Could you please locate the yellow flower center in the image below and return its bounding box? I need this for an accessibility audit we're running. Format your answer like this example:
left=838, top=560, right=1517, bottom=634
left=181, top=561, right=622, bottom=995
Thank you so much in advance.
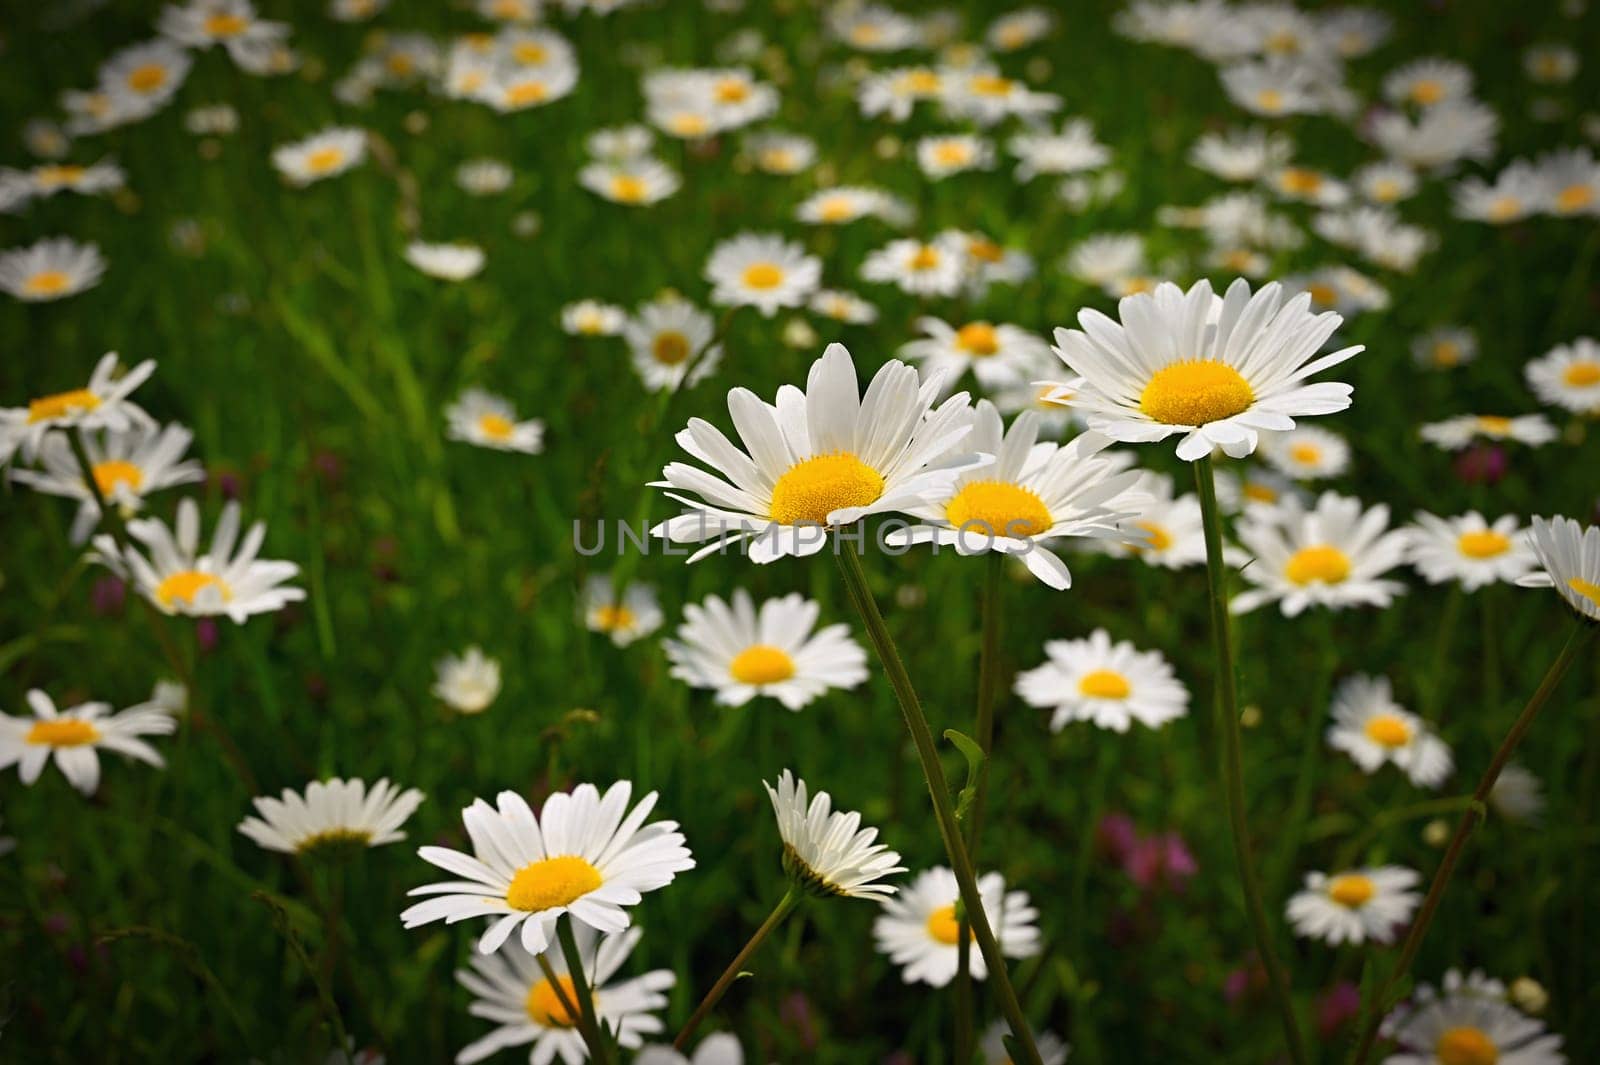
left=1555, top=184, right=1595, bottom=212
left=26, top=718, right=100, bottom=747
left=851, top=23, right=884, bottom=45
left=1305, top=282, right=1339, bottom=308
left=968, top=239, right=1004, bottom=264
left=478, top=413, right=515, bottom=440
left=1078, top=669, right=1132, bottom=700
left=1284, top=545, right=1351, bottom=586
left=28, top=388, right=100, bottom=424
left=768, top=452, right=884, bottom=526
left=714, top=78, right=750, bottom=103
left=1363, top=713, right=1412, bottom=748
left=127, top=64, right=169, bottom=93
left=908, top=245, right=942, bottom=271
left=1475, top=416, right=1512, bottom=436
left=816, top=196, right=856, bottom=222
left=386, top=53, right=416, bottom=76
left=1289, top=443, right=1322, bottom=465
left=1326, top=873, right=1375, bottom=907
left=155, top=570, right=232, bottom=607
left=1280, top=168, right=1323, bottom=195
left=1435, top=1027, right=1499, bottom=1065
left=741, top=263, right=785, bottom=290
left=1487, top=197, right=1522, bottom=221
left=92, top=459, right=144, bottom=496
left=969, top=74, right=1013, bottom=96
left=944, top=481, right=1052, bottom=538
left=759, top=148, right=795, bottom=172
left=1134, top=521, right=1172, bottom=551
left=1432, top=341, right=1462, bottom=367
left=591, top=604, right=636, bottom=632
left=505, top=855, right=602, bottom=912
left=932, top=142, right=973, bottom=166
left=525, top=976, right=579, bottom=1027
left=1410, top=79, right=1444, bottom=105
left=23, top=270, right=73, bottom=297
left=1264, top=30, right=1299, bottom=54
left=1562, top=360, right=1600, bottom=387
left=1568, top=577, right=1600, bottom=607
left=903, top=69, right=942, bottom=94
left=728, top=644, right=796, bottom=686
left=1242, top=482, right=1278, bottom=503
left=668, top=113, right=709, bottom=137
left=1372, top=179, right=1402, bottom=202
left=513, top=42, right=548, bottom=64
left=1255, top=88, right=1285, bottom=112
left=955, top=322, right=1000, bottom=356
left=296, top=828, right=374, bottom=853
left=1457, top=530, right=1510, bottom=559
left=925, top=904, right=967, bottom=944
left=1139, top=359, right=1255, bottom=426
left=204, top=13, right=249, bottom=36
left=36, top=164, right=85, bottom=186
left=305, top=147, right=346, bottom=174
left=506, top=81, right=548, bottom=106
left=651, top=330, right=690, bottom=365
left=610, top=175, right=647, bottom=203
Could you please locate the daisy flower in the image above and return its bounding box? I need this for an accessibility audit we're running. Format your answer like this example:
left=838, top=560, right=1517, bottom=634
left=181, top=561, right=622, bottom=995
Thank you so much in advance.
left=1537, top=147, right=1600, bottom=217
left=560, top=300, right=626, bottom=337
left=0, top=352, right=155, bottom=467
left=98, top=40, right=193, bottom=112
left=650, top=343, right=979, bottom=562
left=1372, top=100, right=1499, bottom=170
left=404, top=241, right=485, bottom=281
left=158, top=0, right=290, bottom=70
left=898, top=318, right=1048, bottom=396
left=1517, top=515, right=1600, bottom=622
left=9, top=422, right=204, bottom=543
left=830, top=5, right=920, bottom=52
left=432, top=646, right=502, bottom=714
left=1525, top=43, right=1579, bottom=84
left=981, top=1020, right=1070, bottom=1065
left=873, top=866, right=1040, bottom=986
left=1190, top=126, right=1293, bottom=182
left=745, top=131, right=816, bottom=175
left=1231, top=492, right=1410, bottom=616
left=455, top=925, right=673, bottom=1065
left=0, top=236, right=107, bottom=302
left=665, top=590, right=868, bottom=710
left=916, top=134, right=996, bottom=179
left=445, top=388, right=544, bottom=453
left=624, top=296, right=722, bottom=393
left=860, top=235, right=969, bottom=297
left=704, top=233, right=821, bottom=318
left=581, top=574, right=663, bottom=647
left=402, top=781, right=695, bottom=955
left=1406, top=512, right=1538, bottom=591
left=1008, top=118, right=1110, bottom=181
left=636, top=1034, right=744, bottom=1065
left=272, top=128, right=367, bottom=187
left=456, top=158, right=514, bottom=196
left=0, top=158, right=125, bottom=203
left=482, top=62, right=579, bottom=113
left=1525, top=337, right=1600, bottom=414
left=1268, top=166, right=1349, bottom=206
left=796, top=186, right=908, bottom=226
left=988, top=8, right=1055, bottom=51
left=1384, top=58, right=1472, bottom=108
left=1454, top=162, right=1546, bottom=224
left=1106, top=471, right=1207, bottom=569
left=1490, top=763, right=1545, bottom=823
left=1355, top=161, right=1420, bottom=204
left=1379, top=969, right=1565, bottom=1065
left=579, top=158, right=680, bottom=206
left=0, top=690, right=175, bottom=796
left=1326, top=674, right=1452, bottom=789
left=1015, top=628, right=1190, bottom=733
left=1220, top=60, right=1324, bottom=117
left=1259, top=425, right=1350, bottom=480
left=765, top=769, right=902, bottom=899
left=953, top=229, right=1035, bottom=293
left=1048, top=278, right=1363, bottom=461
left=1411, top=328, right=1477, bottom=371
left=1063, top=233, right=1146, bottom=287
left=238, top=778, right=425, bottom=855
left=808, top=289, right=879, bottom=325
left=1419, top=414, right=1558, bottom=451
left=1286, top=866, right=1421, bottom=946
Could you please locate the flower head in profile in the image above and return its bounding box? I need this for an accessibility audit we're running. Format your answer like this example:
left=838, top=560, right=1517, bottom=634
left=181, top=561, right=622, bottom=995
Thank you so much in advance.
left=402, top=781, right=694, bottom=955
left=581, top=575, right=662, bottom=647
left=765, top=769, right=902, bottom=900
left=404, top=241, right=485, bottom=281
left=1420, top=414, right=1557, bottom=451
left=873, top=866, right=1039, bottom=986
left=1379, top=969, right=1565, bottom=1065
left=1516, top=515, right=1600, bottom=622
left=1326, top=674, right=1452, bottom=789
left=1286, top=866, right=1420, bottom=946
left=445, top=388, right=544, bottom=453
left=1229, top=492, right=1409, bottom=616
left=1015, top=628, right=1190, bottom=733
left=0, top=690, right=176, bottom=795
left=432, top=646, right=502, bottom=714
left=10, top=422, right=204, bottom=543
left=1, top=352, right=156, bottom=467
left=238, top=777, right=424, bottom=856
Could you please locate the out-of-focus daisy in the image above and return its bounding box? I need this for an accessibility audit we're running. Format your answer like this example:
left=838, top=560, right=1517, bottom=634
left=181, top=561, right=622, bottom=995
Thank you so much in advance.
left=445, top=388, right=544, bottom=453
left=1490, top=763, right=1545, bottom=823
left=1215, top=464, right=1304, bottom=515
left=456, top=158, right=513, bottom=196
left=272, top=128, right=367, bottom=187
left=404, top=241, right=485, bottom=281
left=953, top=229, right=1035, bottom=293
left=159, top=0, right=291, bottom=71
left=585, top=125, right=654, bottom=162
left=898, top=318, right=1047, bottom=396
left=1454, top=162, right=1546, bottom=224
left=1015, top=627, right=1190, bottom=733
left=857, top=65, right=946, bottom=122
left=0, top=690, right=175, bottom=796
left=1327, top=674, right=1452, bottom=789
left=624, top=296, right=721, bottom=393
left=705, top=233, right=821, bottom=317
left=1286, top=866, right=1421, bottom=946
left=1221, top=60, right=1323, bottom=117
left=1063, top=233, right=1145, bottom=288
left=402, top=781, right=695, bottom=954
left=809, top=289, right=879, bottom=325
left=1049, top=278, right=1362, bottom=461
left=861, top=235, right=968, bottom=296
left=665, top=590, right=868, bottom=710
left=0, top=236, right=106, bottom=302
left=1286, top=266, right=1390, bottom=317
left=635, top=1034, right=744, bottom=1065
left=981, top=1020, right=1070, bottom=1065
left=0, top=158, right=125, bottom=204
left=1231, top=493, right=1409, bottom=616
left=432, top=646, right=501, bottom=714
left=99, top=40, right=193, bottom=112
left=1537, top=147, right=1600, bottom=216
left=1419, top=414, right=1558, bottom=451
left=1372, top=100, right=1499, bottom=170
left=873, top=866, right=1039, bottom=986
left=796, top=186, right=909, bottom=226
left=23, top=118, right=72, bottom=160
left=1517, top=515, right=1600, bottom=622
left=1526, top=43, right=1579, bottom=84
left=830, top=4, right=920, bottom=52
left=1268, top=165, right=1348, bottom=206
left=992, top=376, right=1080, bottom=438
left=745, top=131, right=816, bottom=175
left=1384, top=58, right=1472, bottom=108
left=581, top=575, right=662, bottom=647
left=1106, top=471, right=1207, bottom=569
left=944, top=69, right=1061, bottom=127
left=10, top=423, right=204, bottom=543
left=455, top=925, right=673, bottom=1065
left=329, top=0, right=387, bottom=21
left=1007, top=118, right=1109, bottom=182
left=1259, top=426, right=1350, bottom=480
left=238, top=778, right=424, bottom=855
left=482, top=61, right=579, bottom=113
left=561, top=299, right=626, bottom=337
left=766, top=769, right=902, bottom=899
left=1411, top=327, right=1477, bottom=371
left=0, top=352, right=155, bottom=467
left=1406, top=512, right=1538, bottom=591
left=1354, top=161, right=1419, bottom=205
left=1379, top=969, right=1565, bottom=1065
left=988, top=8, right=1055, bottom=51
left=579, top=158, right=679, bottom=206
left=916, top=134, right=995, bottom=179
left=184, top=104, right=238, bottom=135
left=1191, top=126, right=1293, bottom=182
left=651, top=343, right=978, bottom=562
left=1525, top=337, right=1600, bottom=414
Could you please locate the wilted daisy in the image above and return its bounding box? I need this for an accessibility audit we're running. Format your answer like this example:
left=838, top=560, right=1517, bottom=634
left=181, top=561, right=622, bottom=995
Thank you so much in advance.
left=579, top=158, right=680, bottom=206
left=860, top=235, right=968, bottom=297
left=665, top=590, right=868, bottom=710
left=432, top=646, right=502, bottom=714
left=765, top=769, right=902, bottom=899
left=981, top=1020, right=1070, bottom=1065
left=402, top=781, right=695, bottom=955
left=0, top=351, right=155, bottom=467
left=651, top=343, right=978, bottom=562
left=899, top=318, right=1048, bottom=395
left=0, top=690, right=175, bottom=796
left=1379, top=969, right=1565, bottom=1065
left=560, top=300, right=626, bottom=337
left=272, top=128, right=367, bottom=187
left=873, top=866, right=1040, bottom=986
left=1517, top=515, right=1600, bottom=622
left=635, top=1034, right=744, bottom=1065
left=1015, top=627, right=1190, bottom=733
left=93, top=498, right=305, bottom=623
left=455, top=926, right=673, bottom=1065
left=1411, top=327, right=1477, bottom=370
left=624, top=296, right=722, bottom=392
left=0, top=236, right=106, bottom=302
left=1231, top=493, right=1409, bottom=616
left=704, top=233, right=821, bottom=317
left=1259, top=426, right=1350, bottom=480
left=809, top=289, right=879, bottom=325
left=1419, top=414, right=1558, bottom=451
left=916, top=134, right=996, bottom=179
left=404, top=241, right=485, bottom=282
left=1106, top=471, right=1207, bottom=569
left=9, top=422, right=204, bottom=543
left=1406, top=512, right=1538, bottom=591
left=445, top=388, right=544, bottom=453
left=1326, top=674, right=1452, bottom=789
left=1525, top=337, right=1600, bottom=414
left=581, top=574, right=662, bottom=647
left=238, top=778, right=424, bottom=855
left=1285, top=866, right=1421, bottom=946
left=1049, top=278, right=1362, bottom=461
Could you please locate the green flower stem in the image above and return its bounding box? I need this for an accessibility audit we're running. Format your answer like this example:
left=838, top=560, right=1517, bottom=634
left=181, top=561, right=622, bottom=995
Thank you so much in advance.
left=836, top=546, right=1044, bottom=1065
left=556, top=916, right=613, bottom=1065
left=673, top=885, right=801, bottom=1050
left=1193, top=455, right=1308, bottom=1065
left=1350, top=617, right=1597, bottom=1065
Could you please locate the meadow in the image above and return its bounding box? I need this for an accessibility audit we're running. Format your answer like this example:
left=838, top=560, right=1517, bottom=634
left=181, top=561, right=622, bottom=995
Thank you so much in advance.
left=1, top=0, right=1599, bottom=1063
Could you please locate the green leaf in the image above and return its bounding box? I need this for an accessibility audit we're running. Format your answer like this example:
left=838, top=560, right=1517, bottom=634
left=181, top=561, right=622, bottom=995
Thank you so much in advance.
left=943, top=728, right=986, bottom=822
